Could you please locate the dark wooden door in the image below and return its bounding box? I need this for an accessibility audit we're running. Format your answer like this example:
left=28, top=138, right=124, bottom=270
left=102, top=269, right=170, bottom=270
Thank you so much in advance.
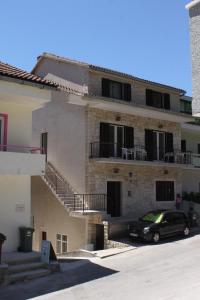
left=96, top=225, right=104, bottom=250
left=107, top=181, right=121, bottom=217
left=41, top=132, right=48, bottom=161
left=42, top=231, right=47, bottom=241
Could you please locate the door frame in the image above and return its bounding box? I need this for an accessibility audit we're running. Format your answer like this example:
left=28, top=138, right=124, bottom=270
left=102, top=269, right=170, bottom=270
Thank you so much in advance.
left=153, top=130, right=165, bottom=161
left=107, top=181, right=121, bottom=217
left=41, top=132, right=48, bottom=161
left=109, top=124, right=124, bottom=158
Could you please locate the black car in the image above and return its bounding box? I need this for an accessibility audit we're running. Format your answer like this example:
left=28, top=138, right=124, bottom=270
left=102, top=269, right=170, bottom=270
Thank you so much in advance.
left=129, top=210, right=190, bottom=243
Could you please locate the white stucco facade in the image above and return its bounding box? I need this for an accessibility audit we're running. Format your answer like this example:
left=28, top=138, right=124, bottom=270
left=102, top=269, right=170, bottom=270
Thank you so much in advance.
left=32, top=90, right=87, bottom=193
left=0, top=176, right=31, bottom=252
left=0, top=76, right=52, bottom=252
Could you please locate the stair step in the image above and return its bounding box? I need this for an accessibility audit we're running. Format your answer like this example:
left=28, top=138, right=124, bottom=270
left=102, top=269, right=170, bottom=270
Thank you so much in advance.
left=8, top=262, right=46, bottom=274
left=9, top=268, right=51, bottom=284
left=5, top=255, right=41, bottom=266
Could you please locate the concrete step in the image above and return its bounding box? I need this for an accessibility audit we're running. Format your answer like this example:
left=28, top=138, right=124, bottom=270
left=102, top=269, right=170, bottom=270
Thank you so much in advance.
left=5, top=255, right=41, bottom=266
left=8, top=262, right=46, bottom=274
left=8, top=268, right=51, bottom=284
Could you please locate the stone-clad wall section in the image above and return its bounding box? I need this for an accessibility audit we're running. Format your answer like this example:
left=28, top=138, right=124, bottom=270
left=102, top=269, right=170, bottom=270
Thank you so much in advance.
left=85, top=108, right=182, bottom=218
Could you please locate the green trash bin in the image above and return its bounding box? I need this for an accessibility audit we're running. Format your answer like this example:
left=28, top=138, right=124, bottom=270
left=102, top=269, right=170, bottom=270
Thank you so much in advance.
left=19, top=227, right=34, bottom=252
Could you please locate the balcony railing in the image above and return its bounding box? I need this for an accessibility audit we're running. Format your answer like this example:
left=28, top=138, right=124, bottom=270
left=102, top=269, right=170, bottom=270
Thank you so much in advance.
left=90, top=142, right=200, bottom=167
left=0, top=144, right=43, bottom=153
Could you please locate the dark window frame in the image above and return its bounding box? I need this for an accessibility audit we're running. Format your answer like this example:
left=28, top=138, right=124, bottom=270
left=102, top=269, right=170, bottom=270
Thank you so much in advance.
left=102, top=78, right=131, bottom=101
left=156, top=181, right=175, bottom=202
left=198, top=143, right=200, bottom=155
left=146, top=89, right=170, bottom=110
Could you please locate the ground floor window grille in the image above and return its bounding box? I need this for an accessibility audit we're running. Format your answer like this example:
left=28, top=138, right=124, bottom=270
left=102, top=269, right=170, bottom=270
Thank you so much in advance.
left=156, top=181, right=174, bottom=201
left=56, top=234, right=68, bottom=254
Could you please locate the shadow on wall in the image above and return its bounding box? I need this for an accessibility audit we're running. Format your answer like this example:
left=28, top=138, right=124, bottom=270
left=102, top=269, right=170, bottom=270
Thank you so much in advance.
left=0, top=260, right=118, bottom=300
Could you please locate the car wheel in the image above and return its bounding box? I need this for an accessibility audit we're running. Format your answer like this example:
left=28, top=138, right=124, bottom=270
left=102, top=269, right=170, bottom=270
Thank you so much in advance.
left=152, top=232, right=160, bottom=243
left=183, top=226, right=190, bottom=237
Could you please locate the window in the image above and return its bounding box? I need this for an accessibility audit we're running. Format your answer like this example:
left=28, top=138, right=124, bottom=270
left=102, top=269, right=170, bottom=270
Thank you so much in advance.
left=102, top=78, right=131, bottom=101
left=99, top=123, right=134, bottom=158
left=146, top=89, right=170, bottom=110
left=181, top=140, right=186, bottom=152
left=145, top=130, right=173, bottom=161
left=56, top=234, right=68, bottom=254
left=180, top=100, right=192, bottom=114
left=156, top=181, right=175, bottom=201
left=198, top=144, right=200, bottom=155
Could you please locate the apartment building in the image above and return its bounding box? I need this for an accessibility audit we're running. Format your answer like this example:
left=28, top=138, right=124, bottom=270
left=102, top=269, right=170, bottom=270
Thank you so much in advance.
left=0, top=61, right=56, bottom=252
left=31, top=53, right=200, bottom=252
left=186, top=0, right=200, bottom=116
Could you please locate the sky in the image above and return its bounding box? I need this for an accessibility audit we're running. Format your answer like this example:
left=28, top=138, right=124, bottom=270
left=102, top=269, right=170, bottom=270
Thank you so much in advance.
left=0, top=0, right=192, bottom=95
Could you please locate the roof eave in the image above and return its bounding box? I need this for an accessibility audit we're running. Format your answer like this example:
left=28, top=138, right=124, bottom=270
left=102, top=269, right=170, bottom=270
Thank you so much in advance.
left=0, top=74, right=57, bottom=91
left=186, top=0, right=200, bottom=9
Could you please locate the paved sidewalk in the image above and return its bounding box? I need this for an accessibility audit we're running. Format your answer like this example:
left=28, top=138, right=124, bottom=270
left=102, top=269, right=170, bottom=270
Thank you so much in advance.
left=93, top=246, right=137, bottom=258
left=0, top=258, right=116, bottom=300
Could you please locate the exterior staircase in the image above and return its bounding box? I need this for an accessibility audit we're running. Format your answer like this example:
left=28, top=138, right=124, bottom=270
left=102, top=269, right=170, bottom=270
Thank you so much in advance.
left=6, top=254, right=51, bottom=284
left=43, top=162, right=107, bottom=215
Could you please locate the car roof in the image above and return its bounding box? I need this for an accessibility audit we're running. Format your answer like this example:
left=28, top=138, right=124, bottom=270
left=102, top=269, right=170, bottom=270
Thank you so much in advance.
left=146, top=210, right=185, bottom=215
left=146, top=209, right=168, bottom=214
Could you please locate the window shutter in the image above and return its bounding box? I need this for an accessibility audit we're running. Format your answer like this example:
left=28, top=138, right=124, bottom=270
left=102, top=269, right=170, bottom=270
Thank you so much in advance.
left=145, top=129, right=154, bottom=161
left=146, top=89, right=153, bottom=106
left=165, top=132, right=174, bottom=162
left=165, top=132, right=173, bottom=153
left=156, top=182, right=162, bottom=201
left=123, top=83, right=131, bottom=101
left=124, top=126, right=134, bottom=148
left=198, top=144, right=200, bottom=155
left=100, top=123, right=110, bottom=157
left=181, top=140, right=186, bottom=152
left=102, top=78, right=110, bottom=97
left=164, top=93, right=170, bottom=110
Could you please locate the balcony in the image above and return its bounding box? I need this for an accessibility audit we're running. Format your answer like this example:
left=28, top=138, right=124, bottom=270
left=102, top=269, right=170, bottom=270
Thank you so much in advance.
left=0, top=145, right=45, bottom=175
left=90, top=142, right=200, bottom=168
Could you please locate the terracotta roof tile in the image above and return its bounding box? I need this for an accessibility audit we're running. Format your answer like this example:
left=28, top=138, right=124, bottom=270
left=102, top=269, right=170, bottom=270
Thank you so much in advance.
left=0, top=60, right=58, bottom=88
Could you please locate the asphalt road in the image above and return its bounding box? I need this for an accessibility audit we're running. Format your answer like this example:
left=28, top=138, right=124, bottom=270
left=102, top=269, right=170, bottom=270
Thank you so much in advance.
left=1, top=234, right=200, bottom=300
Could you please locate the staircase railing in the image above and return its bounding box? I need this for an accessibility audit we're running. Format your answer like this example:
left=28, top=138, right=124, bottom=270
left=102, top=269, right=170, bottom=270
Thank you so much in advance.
left=44, top=162, right=107, bottom=212
left=73, top=194, right=107, bottom=212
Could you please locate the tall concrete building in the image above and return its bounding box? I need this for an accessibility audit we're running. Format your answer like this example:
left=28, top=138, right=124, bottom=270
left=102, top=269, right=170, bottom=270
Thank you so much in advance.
left=186, top=0, right=200, bottom=116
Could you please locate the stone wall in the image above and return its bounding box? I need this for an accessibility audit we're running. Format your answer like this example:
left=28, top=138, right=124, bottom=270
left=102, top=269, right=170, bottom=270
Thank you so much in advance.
left=88, top=71, right=181, bottom=113
left=87, top=107, right=181, bottom=151
left=87, top=162, right=182, bottom=218
left=85, top=108, right=182, bottom=218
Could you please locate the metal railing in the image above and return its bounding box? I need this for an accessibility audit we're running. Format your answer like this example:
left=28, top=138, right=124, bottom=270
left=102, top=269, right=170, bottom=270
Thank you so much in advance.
left=73, top=194, right=107, bottom=212
left=45, top=162, right=107, bottom=212
left=0, top=144, right=43, bottom=153
left=90, top=142, right=200, bottom=167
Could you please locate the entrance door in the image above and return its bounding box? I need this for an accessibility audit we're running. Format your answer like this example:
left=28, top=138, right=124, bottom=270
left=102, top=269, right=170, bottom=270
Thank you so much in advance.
left=41, top=132, right=48, bottom=161
left=42, top=231, right=47, bottom=241
left=96, top=225, right=104, bottom=250
left=107, top=181, right=121, bottom=217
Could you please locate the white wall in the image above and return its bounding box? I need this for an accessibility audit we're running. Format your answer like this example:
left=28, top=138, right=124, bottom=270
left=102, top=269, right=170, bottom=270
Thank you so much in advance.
left=0, top=175, right=31, bottom=252
left=182, top=169, right=200, bottom=193
left=181, top=128, right=200, bottom=153
left=0, top=100, right=33, bottom=147
left=35, top=58, right=89, bottom=87
left=0, top=152, right=45, bottom=175
left=32, top=91, right=86, bottom=193
left=32, top=176, right=87, bottom=252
